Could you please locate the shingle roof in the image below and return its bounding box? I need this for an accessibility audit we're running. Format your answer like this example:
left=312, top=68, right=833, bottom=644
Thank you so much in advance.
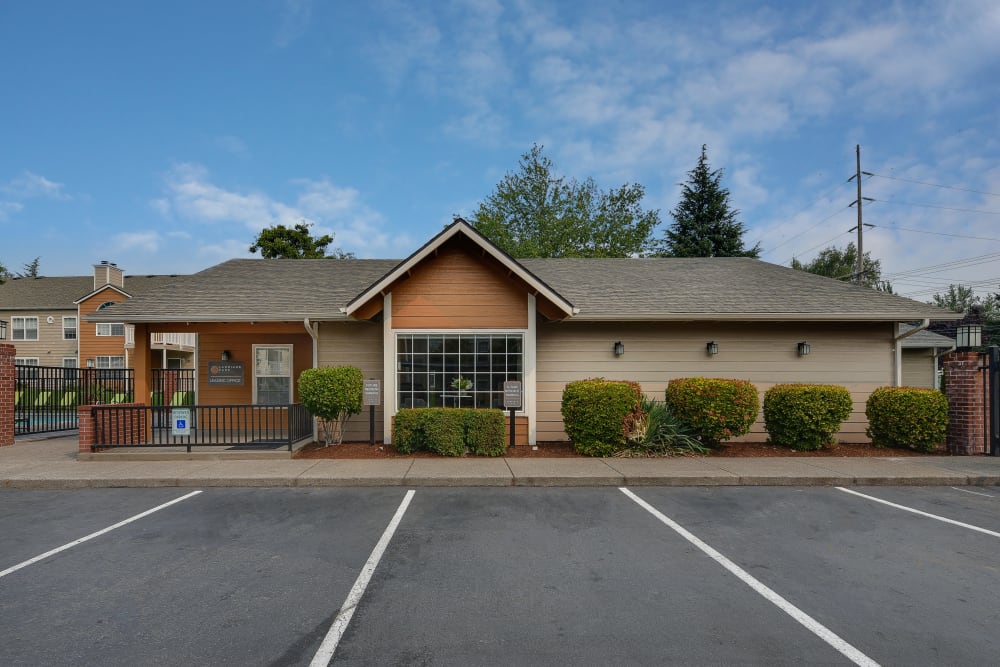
left=0, top=275, right=183, bottom=310
left=89, top=255, right=960, bottom=323
left=521, top=257, right=958, bottom=321
left=89, top=259, right=401, bottom=322
left=899, top=324, right=956, bottom=349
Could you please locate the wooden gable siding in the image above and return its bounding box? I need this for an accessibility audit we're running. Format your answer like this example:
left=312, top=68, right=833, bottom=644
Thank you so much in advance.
left=391, top=243, right=528, bottom=329
left=535, top=321, right=894, bottom=444
left=78, top=288, right=129, bottom=362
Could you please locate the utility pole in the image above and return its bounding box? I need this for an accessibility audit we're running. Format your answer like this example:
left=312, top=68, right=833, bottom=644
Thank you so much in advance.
left=847, top=144, right=874, bottom=285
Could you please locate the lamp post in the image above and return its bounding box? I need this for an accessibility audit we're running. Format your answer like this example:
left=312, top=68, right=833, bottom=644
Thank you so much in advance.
left=956, top=324, right=982, bottom=351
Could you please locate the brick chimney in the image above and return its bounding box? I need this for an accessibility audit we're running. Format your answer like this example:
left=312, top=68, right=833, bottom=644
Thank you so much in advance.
left=94, top=261, right=124, bottom=290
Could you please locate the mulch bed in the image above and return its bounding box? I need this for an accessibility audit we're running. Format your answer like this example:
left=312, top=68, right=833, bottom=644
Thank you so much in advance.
left=293, top=441, right=943, bottom=459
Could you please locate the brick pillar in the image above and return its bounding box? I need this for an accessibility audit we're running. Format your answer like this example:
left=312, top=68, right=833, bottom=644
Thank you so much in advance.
left=78, top=404, right=95, bottom=454
left=944, top=351, right=989, bottom=455
left=0, top=343, right=15, bottom=447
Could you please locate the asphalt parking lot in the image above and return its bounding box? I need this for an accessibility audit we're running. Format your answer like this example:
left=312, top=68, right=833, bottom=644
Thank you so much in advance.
left=1, top=486, right=998, bottom=666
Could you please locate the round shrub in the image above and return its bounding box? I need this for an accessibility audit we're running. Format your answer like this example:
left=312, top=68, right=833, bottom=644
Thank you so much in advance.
left=763, top=384, right=852, bottom=451
left=561, top=379, right=642, bottom=456
left=298, top=366, right=364, bottom=445
left=866, top=387, right=948, bottom=452
left=464, top=409, right=507, bottom=456
left=393, top=408, right=425, bottom=454
left=664, top=377, right=759, bottom=446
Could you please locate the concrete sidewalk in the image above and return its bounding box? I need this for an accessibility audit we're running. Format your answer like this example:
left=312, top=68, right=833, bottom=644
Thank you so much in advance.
left=3, top=435, right=1000, bottom=489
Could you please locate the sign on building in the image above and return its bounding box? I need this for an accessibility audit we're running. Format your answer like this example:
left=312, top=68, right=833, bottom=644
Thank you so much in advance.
left=207, top=361, right=244, bottom=385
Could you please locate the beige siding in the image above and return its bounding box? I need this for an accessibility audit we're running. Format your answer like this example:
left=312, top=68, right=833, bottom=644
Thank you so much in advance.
left=901, top=349, right=936, bottom=389
left=0, top=309, right=78, bottom=364
left=536, top=321, right=895, bottom=443
left=316, top=320, right=385, bottom=442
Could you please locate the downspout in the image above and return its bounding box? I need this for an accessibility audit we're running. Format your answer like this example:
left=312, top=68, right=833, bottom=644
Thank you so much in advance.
left=893, top=318, right=930, bottom=386
left=304, top=318, right=320, bottom=442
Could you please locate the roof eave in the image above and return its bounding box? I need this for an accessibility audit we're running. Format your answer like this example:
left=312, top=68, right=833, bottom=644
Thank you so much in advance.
left=566, top=312, right=966, bottom=322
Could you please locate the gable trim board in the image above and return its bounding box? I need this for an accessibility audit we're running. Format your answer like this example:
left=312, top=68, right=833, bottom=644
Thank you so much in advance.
left=81, top=221, right=961, bottom=446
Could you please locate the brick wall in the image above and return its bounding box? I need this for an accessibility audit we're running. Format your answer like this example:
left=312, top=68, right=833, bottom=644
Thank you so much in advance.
left=0, top=343, right=14, bottom=447
left=943, top=351, right=990, bottom=455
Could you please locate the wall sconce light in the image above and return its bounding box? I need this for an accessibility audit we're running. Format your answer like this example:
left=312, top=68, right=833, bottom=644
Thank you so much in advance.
left=613, top=341, right=625, bottom=357
left=86, top=358, right=94, bottom=368
left=797, top=341, right=811, bottom=356
left=221, top=350, right=231, bottom=361
left=955, top=324, right=982, bottom=351
left=0, top=319, right=6, bottom=340
left=706, top=341, right=719, bottom=356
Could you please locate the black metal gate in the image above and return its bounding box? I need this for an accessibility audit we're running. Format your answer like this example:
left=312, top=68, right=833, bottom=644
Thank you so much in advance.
left=15, top=365, right=134, bottom=435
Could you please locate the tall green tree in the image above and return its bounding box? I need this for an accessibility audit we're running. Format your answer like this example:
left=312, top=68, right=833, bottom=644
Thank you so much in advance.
left=17, top=257, right=40, bottom=278
left=0, top=261, right=10, bottom=284
left=657, top=145, right=761, bottom=258
left=249, top=222, right=353, bottom=259
left=931, top=284, right=999, bottom=319
left=471, top=144, right=660, bottom=258
left=791, top=243, right=893, bottom=292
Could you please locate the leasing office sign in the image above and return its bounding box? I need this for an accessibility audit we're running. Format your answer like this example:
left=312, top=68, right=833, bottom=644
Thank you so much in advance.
left=207, top=361, right=244, bottom=385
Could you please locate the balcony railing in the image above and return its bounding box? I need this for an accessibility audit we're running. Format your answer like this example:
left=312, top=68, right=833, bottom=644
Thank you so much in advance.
left=124, top=326, right=197, bottom=350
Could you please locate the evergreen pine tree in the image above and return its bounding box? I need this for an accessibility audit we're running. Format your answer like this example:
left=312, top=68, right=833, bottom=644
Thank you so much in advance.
left=659, top=145, right=761, bottom=258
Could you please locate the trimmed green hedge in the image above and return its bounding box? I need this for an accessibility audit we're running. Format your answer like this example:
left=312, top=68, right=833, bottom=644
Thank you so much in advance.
left=393, top=408, right=507, bottom=456
left=664, top=377, right=759, bottom=445
left=561, top=379, right=642, bottom=456
left=763, top=384, right=852, bottom=451
left=866, top=387, right=948, bottom=452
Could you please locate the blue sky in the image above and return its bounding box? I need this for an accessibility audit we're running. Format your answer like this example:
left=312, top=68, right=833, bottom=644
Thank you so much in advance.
left=1, top=0, right=998, bottom=302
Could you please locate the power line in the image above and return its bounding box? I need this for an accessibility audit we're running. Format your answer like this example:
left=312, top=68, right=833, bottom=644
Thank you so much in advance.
left=758, top=178, right=855, bottom=258
left=785, top=229, right=853, bottom=266
left=870, top=172, right=1000, bottom=198
left=882, top=250, right=1000, bottom=280
left=763, top=205, right=851, bottom=259
left=870, top=198, right=1000, bottom=216
left=876, top=224, right=1000, bottom=243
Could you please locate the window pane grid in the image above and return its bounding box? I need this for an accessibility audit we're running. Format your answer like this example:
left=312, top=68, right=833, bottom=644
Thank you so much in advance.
left=396, top=334, right=523, bottom=410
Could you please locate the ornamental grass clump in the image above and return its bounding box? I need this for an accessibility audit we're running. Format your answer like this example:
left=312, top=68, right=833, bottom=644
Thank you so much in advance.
left=623, top=396, right=709, bottom=456
left=561, top=379, right=642, bottom=456
left=664, top=377, right=759, bottom=446
left=866, top=387, right=948, bottom=452
left=763, top=384, right=852, bottom=451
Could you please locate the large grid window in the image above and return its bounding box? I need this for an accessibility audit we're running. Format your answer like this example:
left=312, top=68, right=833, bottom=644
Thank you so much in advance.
left=254, top=345, right=292, bottom=405
left=12, top=317, right=38, bottom=341
left=396, top=333, right=523, bottom=410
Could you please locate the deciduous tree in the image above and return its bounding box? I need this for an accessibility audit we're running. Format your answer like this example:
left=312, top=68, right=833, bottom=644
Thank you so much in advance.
left=471, top=144, right=660, bottom=258
left=249, top=222, right=353, bottom=259
left=792, top=243, right=892, bottom=292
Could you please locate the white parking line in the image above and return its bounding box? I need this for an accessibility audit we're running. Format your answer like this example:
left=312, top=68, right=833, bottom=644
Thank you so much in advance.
left=310, top=489, right=415, bottom=667
left=620, top=487, right=879, bottom=667
left=0, top=490, right=203, bottom=581
left=950, top=487, right=995, bottom=498
left=837, top=487, right=1000, bottom=538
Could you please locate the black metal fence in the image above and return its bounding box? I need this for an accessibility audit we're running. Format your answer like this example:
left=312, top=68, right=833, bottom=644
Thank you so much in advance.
left=15, top=365, right=134, bottom=435
left=150, top=368, right=197, bottom=407
left=90, top=403, right=313, bottom=452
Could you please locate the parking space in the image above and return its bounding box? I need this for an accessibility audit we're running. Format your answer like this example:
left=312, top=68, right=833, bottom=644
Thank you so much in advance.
left=1, top=486, right=998, bottom=665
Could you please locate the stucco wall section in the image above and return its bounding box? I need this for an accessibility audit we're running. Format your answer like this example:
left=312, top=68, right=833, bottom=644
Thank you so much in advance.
left=536, top=321, right=894, bottom=443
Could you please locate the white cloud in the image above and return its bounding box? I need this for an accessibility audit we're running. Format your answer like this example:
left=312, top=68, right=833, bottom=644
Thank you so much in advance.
left=160, top=163, right=399, bottom=257
left=114, top=231, right=161, bottom=253
left=214, top=135, right=250, bottom=158
left=1, top=171, right=69, bottom=200
left=150, top=198, right=171, bottom=218
left=0, top=201, right=24, bottom=221
left=275, top=0, right=312, bottom=47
